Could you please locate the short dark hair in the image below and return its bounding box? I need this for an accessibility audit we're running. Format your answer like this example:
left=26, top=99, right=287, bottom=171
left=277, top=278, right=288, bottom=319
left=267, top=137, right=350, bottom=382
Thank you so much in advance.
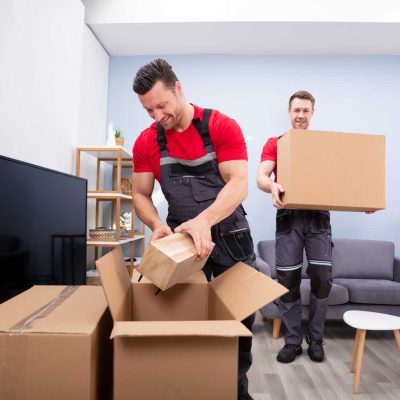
left=133, top=59, right=178, bottom=95
left=289, top=90, right=315, bottom=109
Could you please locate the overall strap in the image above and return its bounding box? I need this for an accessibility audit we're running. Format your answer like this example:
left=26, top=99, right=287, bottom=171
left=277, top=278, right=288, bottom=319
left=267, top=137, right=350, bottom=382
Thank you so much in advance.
left=191, top=108, right=212, bottom=147
left=156, top=123, right=167, bottom=152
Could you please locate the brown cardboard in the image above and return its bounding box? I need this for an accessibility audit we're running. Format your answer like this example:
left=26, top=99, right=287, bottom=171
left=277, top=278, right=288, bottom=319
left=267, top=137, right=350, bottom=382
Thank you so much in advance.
left=96, top=246, right=287, bottom=400
left=277, top=129, right=386, bottom=211
left=0, top=285, right=112, bottom=400
left=137, top=232, right=214, bottom=290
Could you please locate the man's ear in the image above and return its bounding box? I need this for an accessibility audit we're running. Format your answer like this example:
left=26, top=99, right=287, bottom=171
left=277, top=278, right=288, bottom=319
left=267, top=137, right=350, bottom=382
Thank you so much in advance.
left=175, top=81, right=183, bottom=96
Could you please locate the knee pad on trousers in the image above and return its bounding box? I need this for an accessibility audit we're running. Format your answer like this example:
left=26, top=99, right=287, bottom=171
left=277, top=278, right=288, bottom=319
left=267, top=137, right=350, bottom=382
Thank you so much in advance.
left=277, top=267, right=302, bottom=303
left=307, top=263, right=332, bottom=299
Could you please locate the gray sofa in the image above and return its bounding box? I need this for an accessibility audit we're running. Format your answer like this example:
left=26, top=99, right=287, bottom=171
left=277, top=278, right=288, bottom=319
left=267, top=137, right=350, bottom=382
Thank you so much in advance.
left=256, top=239, right=400, bottom=338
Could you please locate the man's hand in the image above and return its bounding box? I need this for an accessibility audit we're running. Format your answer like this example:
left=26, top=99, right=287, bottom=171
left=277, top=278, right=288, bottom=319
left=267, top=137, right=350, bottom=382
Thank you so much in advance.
left=174, top=216, right=213, bottom=261
left=270, top=182, right=285, bottom=208
left=150, top=223, right=173, bottom=242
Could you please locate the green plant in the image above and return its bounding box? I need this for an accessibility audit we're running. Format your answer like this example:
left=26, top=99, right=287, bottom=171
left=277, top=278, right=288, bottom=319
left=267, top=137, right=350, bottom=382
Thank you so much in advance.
left=115, top=129, right=122, bottom=138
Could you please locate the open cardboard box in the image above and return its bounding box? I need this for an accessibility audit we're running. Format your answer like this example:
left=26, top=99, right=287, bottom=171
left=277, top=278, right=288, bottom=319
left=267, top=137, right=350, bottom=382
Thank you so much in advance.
left=96, top=246, right=287, bottom=400
left=0, top=285, right=112, bottom=400
left=278, top=129, right=386, bottom=211
left=137, top=232, right=214, bottom=290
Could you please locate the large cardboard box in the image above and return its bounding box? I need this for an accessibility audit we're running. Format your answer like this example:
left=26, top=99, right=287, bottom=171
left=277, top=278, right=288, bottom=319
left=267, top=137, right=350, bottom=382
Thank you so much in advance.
left=137, top=232, right=214, bottom=290
left=0, top=285, right=112, bottom=400
left=277, top=129, right=386, bottom=211
left=96, top=246, right=287, bottom=400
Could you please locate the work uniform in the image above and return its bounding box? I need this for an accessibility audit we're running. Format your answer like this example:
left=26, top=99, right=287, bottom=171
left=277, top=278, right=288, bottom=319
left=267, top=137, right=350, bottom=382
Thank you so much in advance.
left=135, top=107, right=256, bottom=396
left=261, top=136, right=333, bottom=345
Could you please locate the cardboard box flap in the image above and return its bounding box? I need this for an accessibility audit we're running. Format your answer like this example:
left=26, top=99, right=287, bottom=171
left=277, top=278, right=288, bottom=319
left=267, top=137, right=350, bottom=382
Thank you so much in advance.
left=0, top=286, right=107, bottom=334
left=95, top=246, right=131, bottom=321
left=111, top=320, right=251, bottom=339
left=131, top=269, right=207, bottom=285
left=210, top=262, right=288, bottom=321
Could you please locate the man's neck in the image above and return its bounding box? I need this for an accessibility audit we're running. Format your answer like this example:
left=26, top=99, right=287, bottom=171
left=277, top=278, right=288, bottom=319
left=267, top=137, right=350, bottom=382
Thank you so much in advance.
left=174, top=102, right=194, bottom=132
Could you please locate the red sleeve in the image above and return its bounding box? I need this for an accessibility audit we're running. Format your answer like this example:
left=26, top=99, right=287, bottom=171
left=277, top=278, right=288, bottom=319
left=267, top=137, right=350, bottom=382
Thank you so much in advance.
left=209, top=110, right=248, bottom=163
left=260, top=137, right=278, bottom=162
left=133, top=130, right=152, bottom=173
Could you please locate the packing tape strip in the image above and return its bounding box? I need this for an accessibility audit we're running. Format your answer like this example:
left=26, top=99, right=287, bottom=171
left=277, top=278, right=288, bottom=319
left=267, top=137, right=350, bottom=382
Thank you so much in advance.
left=8, top=285, right=79, bottom=333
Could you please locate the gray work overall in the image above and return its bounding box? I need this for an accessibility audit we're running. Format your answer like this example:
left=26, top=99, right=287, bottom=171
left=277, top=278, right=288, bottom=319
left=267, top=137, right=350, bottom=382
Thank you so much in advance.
left=275, top=209, right=333, bottom=345
left=156, top=109, right=255, bottom=396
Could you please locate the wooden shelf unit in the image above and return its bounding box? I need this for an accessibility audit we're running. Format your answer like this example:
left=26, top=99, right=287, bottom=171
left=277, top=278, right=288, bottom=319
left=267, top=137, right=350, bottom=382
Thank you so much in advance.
left=76, top=146, right=145, bottom=273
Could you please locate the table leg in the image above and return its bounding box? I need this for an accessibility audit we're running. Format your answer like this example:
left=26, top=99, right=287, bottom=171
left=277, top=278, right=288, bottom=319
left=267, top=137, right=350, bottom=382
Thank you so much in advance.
left=394, top=330, right=400, bottom=351
left=353, top=329, right=366, bottom=394
left=272, top=318, right=282, bottom=339
left=350, top=328, right=361, bottom=373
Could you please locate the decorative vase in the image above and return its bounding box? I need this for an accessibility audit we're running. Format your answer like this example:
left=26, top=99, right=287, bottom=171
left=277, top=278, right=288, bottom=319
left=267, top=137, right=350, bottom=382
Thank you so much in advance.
left=115, top=137, right=124, bottom=146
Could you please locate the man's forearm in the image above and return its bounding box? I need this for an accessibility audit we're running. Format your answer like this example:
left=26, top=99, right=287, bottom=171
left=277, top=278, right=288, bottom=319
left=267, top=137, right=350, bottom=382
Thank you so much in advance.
left=258, top=177, right=274, bottom=193
left=132, top=193, right=164, bottom=231
left=198, top=177, right=248, bottom=227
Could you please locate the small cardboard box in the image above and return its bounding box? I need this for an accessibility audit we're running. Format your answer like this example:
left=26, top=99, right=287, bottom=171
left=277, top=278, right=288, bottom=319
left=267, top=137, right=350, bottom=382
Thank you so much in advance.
left=96, top=246, right=287, bottom=400
left=278, top=129, right=385, bottom=211
left=137, top=232, right=214, bottom=290
left=0, top=285, right=112, bottom=400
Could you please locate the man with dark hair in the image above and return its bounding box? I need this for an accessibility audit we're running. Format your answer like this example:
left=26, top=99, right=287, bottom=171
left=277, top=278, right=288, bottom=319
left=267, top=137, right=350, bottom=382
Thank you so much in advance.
left=132, top=59, right=255, bottom=400
left=256, top=91, right=332, bottom=364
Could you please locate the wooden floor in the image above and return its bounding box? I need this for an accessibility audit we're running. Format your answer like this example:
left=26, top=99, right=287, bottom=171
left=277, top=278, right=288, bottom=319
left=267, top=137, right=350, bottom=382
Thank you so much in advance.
left=248, top=313, right=400, bottom=400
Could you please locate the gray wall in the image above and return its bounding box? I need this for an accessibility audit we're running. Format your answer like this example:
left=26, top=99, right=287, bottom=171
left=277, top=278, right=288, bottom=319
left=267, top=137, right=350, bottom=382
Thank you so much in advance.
left=107, top=55, right=400, bottom=252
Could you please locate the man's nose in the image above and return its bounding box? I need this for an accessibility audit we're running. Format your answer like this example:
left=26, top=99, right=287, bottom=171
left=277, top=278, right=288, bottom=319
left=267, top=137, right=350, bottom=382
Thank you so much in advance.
left=153, top=110, right=164, bottom=122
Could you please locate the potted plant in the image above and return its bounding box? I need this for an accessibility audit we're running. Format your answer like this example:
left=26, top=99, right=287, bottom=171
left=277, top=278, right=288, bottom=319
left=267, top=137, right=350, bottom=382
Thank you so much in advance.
left=115, top=129, right=124, bottom=146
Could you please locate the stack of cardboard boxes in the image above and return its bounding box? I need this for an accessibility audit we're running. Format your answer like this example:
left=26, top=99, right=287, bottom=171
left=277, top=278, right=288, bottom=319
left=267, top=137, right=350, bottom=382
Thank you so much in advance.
left=0, top=234, right=286, bottom=400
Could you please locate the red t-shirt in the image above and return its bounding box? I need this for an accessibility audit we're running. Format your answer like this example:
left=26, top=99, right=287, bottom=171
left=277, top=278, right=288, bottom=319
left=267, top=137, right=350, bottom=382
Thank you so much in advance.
left=260, top=137, right=280, bottom=181
left=133, top=104, right=248, bottom=182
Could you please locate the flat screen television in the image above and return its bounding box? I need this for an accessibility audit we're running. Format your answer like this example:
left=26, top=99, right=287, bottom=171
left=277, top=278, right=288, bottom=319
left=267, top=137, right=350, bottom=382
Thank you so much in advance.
left=0, top=155, right=87, bottom=286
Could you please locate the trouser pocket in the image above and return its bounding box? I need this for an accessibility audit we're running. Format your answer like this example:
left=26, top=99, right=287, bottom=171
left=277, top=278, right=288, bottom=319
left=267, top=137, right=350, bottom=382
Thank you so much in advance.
left=220, top=228, right=254, bottom=261
left=276, top=210, right=293, bottom=236
left=310, top=211, right=331, bottom=233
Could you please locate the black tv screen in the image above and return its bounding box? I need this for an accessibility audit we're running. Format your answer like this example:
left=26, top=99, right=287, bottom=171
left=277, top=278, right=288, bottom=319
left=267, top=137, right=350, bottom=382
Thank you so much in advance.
left=0, top=155, right=87, bottom=285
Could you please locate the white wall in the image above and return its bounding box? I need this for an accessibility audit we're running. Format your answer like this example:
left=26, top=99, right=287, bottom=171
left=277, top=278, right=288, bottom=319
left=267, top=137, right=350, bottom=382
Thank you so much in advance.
left=78, top=25, right=109, bottom=149
left=0, top=0, right=109, bottom=175
left=107, top=55, right=400, bottom=252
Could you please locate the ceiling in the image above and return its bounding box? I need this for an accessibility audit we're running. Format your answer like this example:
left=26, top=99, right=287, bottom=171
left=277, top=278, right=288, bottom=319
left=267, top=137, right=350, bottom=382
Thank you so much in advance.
left=87, top=21, right=400, bottom=56
left=82, top=0, right=400, bottom=56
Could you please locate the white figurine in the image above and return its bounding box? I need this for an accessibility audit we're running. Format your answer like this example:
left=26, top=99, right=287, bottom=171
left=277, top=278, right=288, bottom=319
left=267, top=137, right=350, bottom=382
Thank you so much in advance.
left=106, top=121, right=116, bottom=146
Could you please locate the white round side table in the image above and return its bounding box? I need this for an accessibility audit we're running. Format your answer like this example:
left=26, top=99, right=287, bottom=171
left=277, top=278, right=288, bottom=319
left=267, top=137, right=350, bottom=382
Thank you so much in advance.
left=343, top=310, right=400, bottom=394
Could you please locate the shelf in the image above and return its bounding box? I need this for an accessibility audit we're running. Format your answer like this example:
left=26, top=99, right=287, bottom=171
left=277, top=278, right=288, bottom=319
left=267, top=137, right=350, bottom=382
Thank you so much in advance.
left=76, top=146, right=132, bottom=167
left=87, top=234, right=145, bottom=247
left=77, top=145, right=132, bottom=159
left=88, top=191, right=132, bottom=200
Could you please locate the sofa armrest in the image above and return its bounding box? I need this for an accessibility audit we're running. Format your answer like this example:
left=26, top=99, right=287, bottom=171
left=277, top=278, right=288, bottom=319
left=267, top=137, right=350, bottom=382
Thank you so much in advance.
left=255, top=256, right=271, bottom=277
left=394, top=257, right=400, bottom=282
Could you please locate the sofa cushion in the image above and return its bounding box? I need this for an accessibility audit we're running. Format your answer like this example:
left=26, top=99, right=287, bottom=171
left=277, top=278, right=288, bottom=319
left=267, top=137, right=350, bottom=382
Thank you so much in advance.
left=334, top=278, right=400, bottom=305
left=300, top=279, right=349, bottom=306
left=332, top=239, right=394, bottom=280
